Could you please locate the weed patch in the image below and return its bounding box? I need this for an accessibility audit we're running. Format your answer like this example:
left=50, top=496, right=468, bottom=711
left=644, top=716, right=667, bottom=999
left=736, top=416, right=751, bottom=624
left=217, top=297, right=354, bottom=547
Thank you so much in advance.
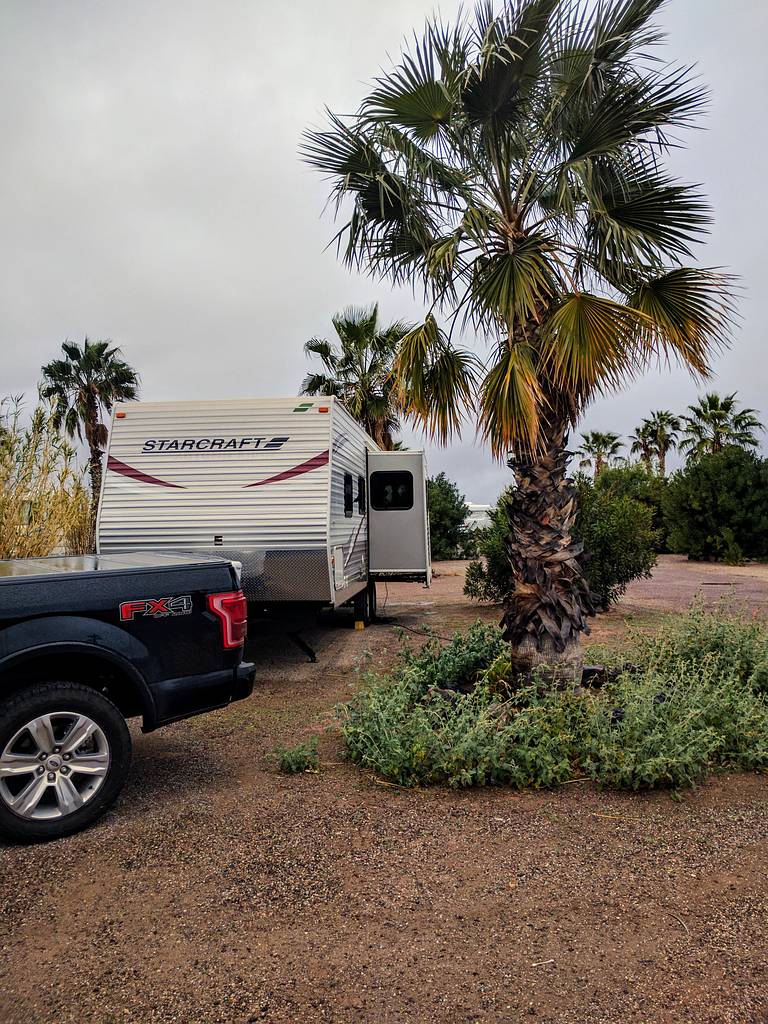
left=338, top=613, right=768, bottom=791
left=277, top=737, right=319, bottom=774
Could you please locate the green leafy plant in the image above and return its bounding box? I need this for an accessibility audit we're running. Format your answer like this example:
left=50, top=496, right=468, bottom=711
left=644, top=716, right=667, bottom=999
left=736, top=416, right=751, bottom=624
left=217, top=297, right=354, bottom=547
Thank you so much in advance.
left=600, top=602, right=768, bottom=699
left=592, top=462, right=669, bottom=550
left=338, top=612, right=768, bottom=791
left=664, top=447, right=768, bottom=562
left=573, top=479, right=658, bottom=608
left=427, top=472, right=471, bottom=560
left=277, top=737, right=319, bottom=774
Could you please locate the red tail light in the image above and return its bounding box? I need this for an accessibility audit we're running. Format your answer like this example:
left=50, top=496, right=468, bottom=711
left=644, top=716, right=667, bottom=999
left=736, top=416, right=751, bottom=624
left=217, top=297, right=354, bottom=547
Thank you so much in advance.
left=207, top=590, right=248, bottom=649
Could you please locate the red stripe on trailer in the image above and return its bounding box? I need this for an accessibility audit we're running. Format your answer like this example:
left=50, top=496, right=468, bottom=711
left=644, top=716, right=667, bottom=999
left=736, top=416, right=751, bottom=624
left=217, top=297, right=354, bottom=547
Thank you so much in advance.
left=243, top=449, right=329, bottom=488
left=107, top=456, right=186, bottom=489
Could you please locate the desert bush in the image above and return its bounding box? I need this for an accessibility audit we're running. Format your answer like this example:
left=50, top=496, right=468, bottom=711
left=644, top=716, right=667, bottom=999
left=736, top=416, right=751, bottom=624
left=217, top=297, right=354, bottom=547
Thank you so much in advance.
left=664, top=448, right=768, bottom=563
left=0, top=397, right=92, bottom=559
left=339, top=615, right=768, bottom=790
left=464, top=482, right=657, bottom=608
left=598, top=603, right=768, bottom=698
left=573, top=481, right=658, bottom=608
left=593, top=463, right=669, bottom=549
left=427, top=472, right=471, bottom=560
left=277, top=737, right=319, bottom=774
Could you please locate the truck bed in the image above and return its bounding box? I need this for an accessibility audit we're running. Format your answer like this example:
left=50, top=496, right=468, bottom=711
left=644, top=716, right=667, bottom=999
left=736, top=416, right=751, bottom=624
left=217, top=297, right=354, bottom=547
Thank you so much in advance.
left=0, top=550, right=231, bottom=581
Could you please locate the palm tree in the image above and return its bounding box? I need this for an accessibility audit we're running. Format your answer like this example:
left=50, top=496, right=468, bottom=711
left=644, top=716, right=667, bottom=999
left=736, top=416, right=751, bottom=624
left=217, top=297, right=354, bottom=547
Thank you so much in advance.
left=40, top=339, right=139, bottom=525
left=577, top=431, right=622, bottom=477
left=303, top=0, right=735, bottom=676
left=629, top=422, right=655, bottom=472
left=301, top=304, right=412, bottom=449
left=644, top=409, right=680, bottom=475
left=679, top=392, right=762, bottom=461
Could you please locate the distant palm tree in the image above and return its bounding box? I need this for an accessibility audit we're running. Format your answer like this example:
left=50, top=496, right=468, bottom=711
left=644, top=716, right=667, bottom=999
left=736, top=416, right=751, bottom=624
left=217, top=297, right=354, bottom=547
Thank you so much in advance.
left=630, top=410, right=680, bottom=475
left=645, top=409, right=681, bottom=476
left=301, top=304, right=412, bottom=449
left=679, top=392, right=763, bottom=460
left=577, top=432, right=623, bottom=477
left=629, top=422, right=655, bottom=472
left=40, top=339, right=139, bottom=524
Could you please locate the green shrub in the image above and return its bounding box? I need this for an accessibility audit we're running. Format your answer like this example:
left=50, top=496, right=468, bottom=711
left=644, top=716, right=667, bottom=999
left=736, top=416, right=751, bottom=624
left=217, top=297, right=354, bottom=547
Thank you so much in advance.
left=664, top=448, right=768, bottom=562
left=464, top=481, right=658, bottom=608
left=277, top=737, right=319, bottom=774
left=338, top=613, right=768, bottom=791
left=463, top=495, right=513, bottom=604
left=593, top=463, right=669, bottom=550
left=573, top=480, right=658, bottom=608
left=427, top=472, right=471, bottom=560
left=602, top=602, right=768, bottom=698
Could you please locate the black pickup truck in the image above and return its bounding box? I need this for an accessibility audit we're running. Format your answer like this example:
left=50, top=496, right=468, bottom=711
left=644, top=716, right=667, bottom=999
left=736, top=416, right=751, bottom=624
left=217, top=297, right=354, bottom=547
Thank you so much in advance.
left=0, top=551, right=254, bottom=842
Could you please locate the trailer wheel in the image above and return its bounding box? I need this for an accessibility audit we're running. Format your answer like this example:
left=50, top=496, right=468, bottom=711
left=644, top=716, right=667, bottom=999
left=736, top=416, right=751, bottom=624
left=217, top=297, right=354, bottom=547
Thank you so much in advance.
left=366, top=580, right=377, bottom=623
left=0, top=682, right=131, bottom=843
left=353, top=582, right=377, bottom=627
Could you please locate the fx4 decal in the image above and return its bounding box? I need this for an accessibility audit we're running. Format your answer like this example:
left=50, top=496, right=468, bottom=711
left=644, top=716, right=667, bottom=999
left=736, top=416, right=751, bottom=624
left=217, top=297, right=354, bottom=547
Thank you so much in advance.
left=119, top=595, right=193, bottom=621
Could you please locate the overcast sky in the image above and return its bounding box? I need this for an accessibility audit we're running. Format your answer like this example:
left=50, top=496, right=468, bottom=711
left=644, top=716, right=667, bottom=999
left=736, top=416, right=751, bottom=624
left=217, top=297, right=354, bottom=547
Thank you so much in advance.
left=1, top=0, right=765, bottom=502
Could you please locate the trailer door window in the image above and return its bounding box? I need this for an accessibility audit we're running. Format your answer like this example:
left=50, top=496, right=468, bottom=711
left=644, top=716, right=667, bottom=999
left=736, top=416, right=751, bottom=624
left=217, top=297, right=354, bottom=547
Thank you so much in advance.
left=343, top=472, right=354, bottom=517
left=357, top=475, right=366, bottom=515
left=370, top=470, right=413, bottom=511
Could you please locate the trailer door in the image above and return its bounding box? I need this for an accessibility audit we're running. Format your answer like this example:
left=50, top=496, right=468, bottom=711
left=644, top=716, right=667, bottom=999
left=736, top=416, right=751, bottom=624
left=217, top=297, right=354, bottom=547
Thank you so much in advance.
left=367, top=451, right=431, bottom=584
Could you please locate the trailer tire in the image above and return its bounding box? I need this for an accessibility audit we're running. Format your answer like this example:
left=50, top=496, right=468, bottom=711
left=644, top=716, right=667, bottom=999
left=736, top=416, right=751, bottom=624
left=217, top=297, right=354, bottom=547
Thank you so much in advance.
left=366, top=580, right=377, bottom=623
left=0, top=682, right=131, bottom=844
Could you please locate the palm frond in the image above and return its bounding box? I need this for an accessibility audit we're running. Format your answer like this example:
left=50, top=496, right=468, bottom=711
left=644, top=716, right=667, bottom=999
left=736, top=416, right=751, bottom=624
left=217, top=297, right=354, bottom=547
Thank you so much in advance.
left=540, top=292, right=654, bottom=401
left=479, top=342, right=542, bottom=456
left=394, top=315, right=478, bottom=441
left=629, top=267, right=735, bottom=376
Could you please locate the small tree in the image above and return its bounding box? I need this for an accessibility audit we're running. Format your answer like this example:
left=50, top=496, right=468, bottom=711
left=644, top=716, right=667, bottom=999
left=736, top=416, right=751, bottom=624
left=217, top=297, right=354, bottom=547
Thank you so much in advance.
left=427, top=472, right=470, bottom=559
left=573, top=479, right=657, bottom=608
left=593, top=462, right=668, bottom=550
left=664, top=447, right=768, bottom=562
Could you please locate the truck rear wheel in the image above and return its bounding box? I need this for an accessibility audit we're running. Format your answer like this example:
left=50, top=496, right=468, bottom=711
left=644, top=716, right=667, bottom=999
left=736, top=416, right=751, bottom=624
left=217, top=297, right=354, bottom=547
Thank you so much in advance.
left=0, top=682, right=131, bottom=843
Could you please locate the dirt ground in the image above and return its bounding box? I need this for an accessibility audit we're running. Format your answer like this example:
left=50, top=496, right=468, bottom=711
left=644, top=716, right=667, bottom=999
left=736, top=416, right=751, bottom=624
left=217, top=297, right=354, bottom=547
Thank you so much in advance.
left=1, top=556, right=767, bottom=1024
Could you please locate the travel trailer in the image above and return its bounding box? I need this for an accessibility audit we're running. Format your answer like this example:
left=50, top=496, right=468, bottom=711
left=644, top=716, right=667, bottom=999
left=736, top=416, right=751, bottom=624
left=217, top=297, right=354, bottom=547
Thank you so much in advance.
left=97, top=397, right=431, bottom=619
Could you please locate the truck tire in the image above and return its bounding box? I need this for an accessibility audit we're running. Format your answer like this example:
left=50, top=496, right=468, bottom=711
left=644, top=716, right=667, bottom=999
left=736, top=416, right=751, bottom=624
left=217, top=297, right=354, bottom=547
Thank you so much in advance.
left=0, top=682, right=132, bottom=843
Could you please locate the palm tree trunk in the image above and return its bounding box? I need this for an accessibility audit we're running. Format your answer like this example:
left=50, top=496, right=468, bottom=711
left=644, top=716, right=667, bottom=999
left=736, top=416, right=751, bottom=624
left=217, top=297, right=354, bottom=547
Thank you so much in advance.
left=658, top=450, right=666, bottom=477
left=503, top=409, right=595, bottom=684
left=85, top=402, right=102, bottom=549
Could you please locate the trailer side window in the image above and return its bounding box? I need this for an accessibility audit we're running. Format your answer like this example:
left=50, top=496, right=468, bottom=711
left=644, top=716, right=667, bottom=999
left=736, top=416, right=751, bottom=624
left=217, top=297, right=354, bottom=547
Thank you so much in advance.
left=343, top=472, right=354, bottom=517
left=357, top=475, right=366, bottom=514
left=370, top=470, right=413, bottom=511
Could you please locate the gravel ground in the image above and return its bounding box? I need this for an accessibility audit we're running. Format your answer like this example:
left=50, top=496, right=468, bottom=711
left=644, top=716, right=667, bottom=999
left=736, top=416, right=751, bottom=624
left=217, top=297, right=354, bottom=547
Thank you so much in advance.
left=1, top=557, right=767, bottom=1024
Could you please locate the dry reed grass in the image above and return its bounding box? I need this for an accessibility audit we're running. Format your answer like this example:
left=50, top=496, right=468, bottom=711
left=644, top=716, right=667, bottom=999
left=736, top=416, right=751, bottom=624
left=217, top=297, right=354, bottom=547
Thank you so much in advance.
left=0, top=396, right=93, bottom=559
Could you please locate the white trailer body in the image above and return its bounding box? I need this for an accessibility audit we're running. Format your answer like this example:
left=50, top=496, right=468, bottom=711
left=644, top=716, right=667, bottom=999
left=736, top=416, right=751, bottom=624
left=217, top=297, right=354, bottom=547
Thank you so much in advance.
left=96, top=397, right=430, bottom=605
